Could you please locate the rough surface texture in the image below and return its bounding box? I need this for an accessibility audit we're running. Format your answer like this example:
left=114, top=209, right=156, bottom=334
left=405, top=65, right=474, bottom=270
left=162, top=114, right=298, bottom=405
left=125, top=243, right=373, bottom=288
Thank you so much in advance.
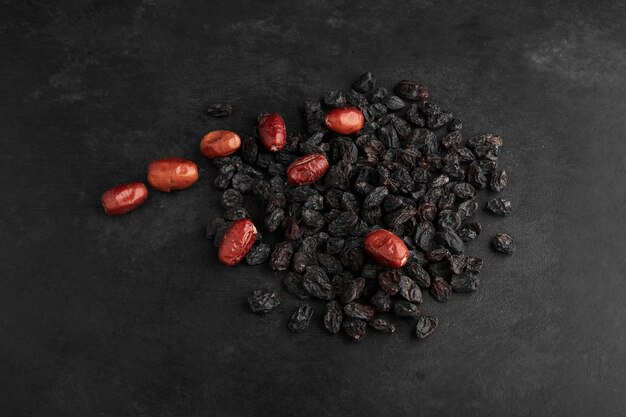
left=1, top=1, right=626, bottom=416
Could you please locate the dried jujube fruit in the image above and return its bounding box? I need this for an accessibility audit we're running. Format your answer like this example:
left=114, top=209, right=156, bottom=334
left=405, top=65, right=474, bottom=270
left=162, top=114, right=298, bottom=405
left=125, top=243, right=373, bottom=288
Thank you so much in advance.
left=217, top=218, right=257, bottom=266
left=200, top=130, right=241, bottom=158
left=258, top=113, right=287, bottom=152
left=324, top=107, right=365, bottom=135
left=147, top=158, right=198, bottom=192
left=101, top=182, right=148, bottom=216
left=286, top=153, right=329, bottom=185
left=364, top=229, right=410, bottom=268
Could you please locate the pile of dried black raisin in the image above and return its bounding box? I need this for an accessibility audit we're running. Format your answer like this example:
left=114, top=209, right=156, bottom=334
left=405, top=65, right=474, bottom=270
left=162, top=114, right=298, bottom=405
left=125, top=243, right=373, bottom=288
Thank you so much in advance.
left=205, top=72, right=514, bottom=342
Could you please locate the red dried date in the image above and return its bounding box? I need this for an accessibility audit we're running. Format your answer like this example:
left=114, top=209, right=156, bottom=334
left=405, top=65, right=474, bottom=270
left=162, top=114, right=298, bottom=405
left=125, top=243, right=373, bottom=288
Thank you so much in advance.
left=286, top=153, right=329, bottom=186
left=218, top=218, right=257, bottom=266
left=258, top=113, right=287, bottom=152
left=101, top=182, right=148, bottom=216
left=324, top=107, right=365, bottom=135
left=200, top=130, right=241, bottom=158
left=147, top=158, right=198, bottom=192
left=364, top=229, right=410, bottom=268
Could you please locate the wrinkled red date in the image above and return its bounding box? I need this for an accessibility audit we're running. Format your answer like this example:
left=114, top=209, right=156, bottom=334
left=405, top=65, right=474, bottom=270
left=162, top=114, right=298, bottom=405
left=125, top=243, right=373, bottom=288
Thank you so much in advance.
left=101, top=182, right=148, bottom=216
left=147, top=158, right=198, bottom=192
left=364, top=229, right=409, bottom=268
left=200, top=130, right=241, bottom=158
left=286, top=153, right=329, bottom=186
left=218, top=218, right=257, bottom=266
left=324, top=107, right=365, bottom=135
left=258, top=113, right=287, bottom=152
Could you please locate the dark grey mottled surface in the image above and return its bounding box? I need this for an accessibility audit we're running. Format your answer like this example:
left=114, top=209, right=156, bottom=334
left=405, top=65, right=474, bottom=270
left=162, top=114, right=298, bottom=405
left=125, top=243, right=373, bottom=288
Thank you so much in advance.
left=1, top=1, right=625, bottom=416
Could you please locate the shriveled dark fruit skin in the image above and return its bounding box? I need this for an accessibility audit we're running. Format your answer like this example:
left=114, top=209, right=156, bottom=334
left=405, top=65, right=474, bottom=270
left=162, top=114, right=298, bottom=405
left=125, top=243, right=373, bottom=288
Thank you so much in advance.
left=369, top=318, right=396, bottom=334
left=291, top=251, right=316, bottom=274
left=436, top=229, right=465, bottom=255
left=448, top=254, right=468, bottom=275
left=458, top=222, right=482, bottom=242
left=206, top=217, right=226, bottom=242
left=223, top=207, right=250, bottom=221
left=288, top=304, right=313, bottom=333
left=395, top=80, right=429, bottom=100
left=394, top=300, right=421, bottom=317
left=458, top=198, right=479, bottom=221
left=450, top=274, right=480, bottom=292
left=343, top=318, right=367, bottom=342
left=221, top=189, right=243, bottom=209
left=341, top=278, right=366, bottom=304
left=247, top=289, right=281, bottom=313
left=490, top=168, right=508, bottom=192
left=398, top=275, right=423, bottom=303
left=324, top=90, right=347, bottom=107
left=343, top=302, right=375, bottom=321
left=245, top=243, right=271, bottom=265
left=206, top=103, right=233, bottom=118
left=427, top=248, right=451, bottom=263
left=377, top=269, right=402, bottom=295
left=282, top=272, right=310, bottom=299
left=352, top=72, right=376, bottom=93
left=303, top=266, right=334, bottom=300
left=468, top=133, right=503, bottom=148
left=415, top=315, right=439, bottom=339
left=283, top=217, right=303, bottom=241
left=486, top=198, right=513, bottom=216
left=492, top=233, right=516, bottom=254
left=403, top=259, right=432, bottom=288
left=270, top=241, right=294, bottom=271
left=465, top=257, right=484, bottom=275
left=324, top=301, right=344, bottom=334
left=430, top=276, right=452, bottom=302
left=370, top=290, right=392, bottom=312
left=364, top=186, right=388, bottom=209
left=264, top=208, right=285, bottom=232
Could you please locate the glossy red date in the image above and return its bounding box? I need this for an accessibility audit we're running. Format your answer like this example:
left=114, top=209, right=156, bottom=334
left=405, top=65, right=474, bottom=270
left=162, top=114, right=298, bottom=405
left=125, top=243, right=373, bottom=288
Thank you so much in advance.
left=101, top=182, right=148, bottom=216
left=200, top=130, right=241, bottom=158
left=147, top=158, right=198, bottom=192
left=258, top=113, right=287, bottom=152
left=324, top=107, right=365, bottom=135
left=218, top=218, right=257, bottom=266
left=364, top=229, right=409, bottom=268
left=286, top=153, right=329, bottom=186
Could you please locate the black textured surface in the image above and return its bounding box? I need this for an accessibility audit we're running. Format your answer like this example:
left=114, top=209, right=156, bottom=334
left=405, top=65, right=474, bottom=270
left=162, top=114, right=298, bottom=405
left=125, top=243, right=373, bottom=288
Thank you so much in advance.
left=2, top=1, right=626, bottom=416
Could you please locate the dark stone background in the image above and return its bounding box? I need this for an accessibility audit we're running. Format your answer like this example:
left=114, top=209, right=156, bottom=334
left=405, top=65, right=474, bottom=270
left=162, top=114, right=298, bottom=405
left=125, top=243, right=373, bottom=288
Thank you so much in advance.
left=1, top=1, right=625, bottom=416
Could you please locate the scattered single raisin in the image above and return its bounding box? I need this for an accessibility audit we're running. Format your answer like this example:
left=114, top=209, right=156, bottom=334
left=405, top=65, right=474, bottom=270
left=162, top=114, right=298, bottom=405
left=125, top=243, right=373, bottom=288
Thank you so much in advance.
left=247, top=289, right=281, bottom=313
left=486, top=198, right=513, bottom=216
left=492, top=233, right=515, bottom=254
left=288, top=304, right=313, bottom=333
left=415, top=315, right=439, bottom=339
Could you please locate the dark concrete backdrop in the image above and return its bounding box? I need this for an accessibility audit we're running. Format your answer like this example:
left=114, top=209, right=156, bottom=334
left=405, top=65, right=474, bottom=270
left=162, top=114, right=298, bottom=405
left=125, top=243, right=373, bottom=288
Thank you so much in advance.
left=1, top=1, right=625, bottom=416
